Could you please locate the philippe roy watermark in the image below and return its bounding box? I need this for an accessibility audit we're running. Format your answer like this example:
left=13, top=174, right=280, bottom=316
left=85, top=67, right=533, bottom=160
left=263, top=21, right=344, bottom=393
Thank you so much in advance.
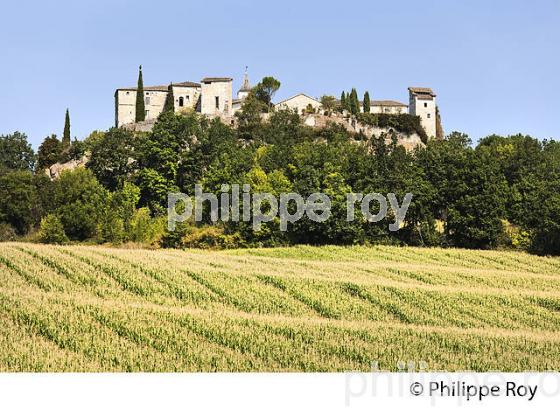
left=344, top=361, right=560, bottom=406
left=167, top=184, right=413, bottom=231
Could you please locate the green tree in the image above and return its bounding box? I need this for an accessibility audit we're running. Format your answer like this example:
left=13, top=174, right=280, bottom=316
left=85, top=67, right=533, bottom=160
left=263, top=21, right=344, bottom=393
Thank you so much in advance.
left=87, top=127, right=136, bottom=190
left=0, top=132, right=35, bottom=172
left=135, top=65, right=146, bottom=122
left=418, top=132, right=507, bottom=248
left=52, top=168, right=109, bottom=240
left=37, top=134, right=63, bottom=170
left=513, top=140, right=560, bottom=254
left=137, top=110, right=202, bottom=184
left=178, top=116, right=243, bottom=193
left=350, top=88, right=360, bottom=115
left=83, top=130, right=106, bottom=152
left=162, top=83, right=175, bottom=114
left=363, top=91, right=371, bottom=113
left=320, top=95, right=336, bottom=114
left=340, top=91, right=346, bottom=112
left=135, top=168, right=175, bottom=215
left=62, top=109, right=71, bottom=148
left=38, top=214, right=69, bottom=244
left=235, top=93, right=267, bottom=140
left=129, top=207, right=163, bottom=243
left=253, top=76, right=281, bottom=110
left=111, top=182, right=141, bottom=236
left=435, top=106, right=444, bottom=139
left=0, top=171, right=40, bottom=234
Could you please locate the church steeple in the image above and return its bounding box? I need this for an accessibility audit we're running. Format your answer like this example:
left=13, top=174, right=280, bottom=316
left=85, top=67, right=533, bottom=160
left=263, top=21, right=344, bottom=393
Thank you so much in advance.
left=237, top=66, right=251, bottom=100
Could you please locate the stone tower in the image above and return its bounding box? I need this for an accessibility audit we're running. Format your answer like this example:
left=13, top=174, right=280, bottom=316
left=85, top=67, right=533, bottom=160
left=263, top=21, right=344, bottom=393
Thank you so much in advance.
left=200, top=77, right=233, bottom=116
left=408, top=87, right=437, bottom=139
left=237, top=66, right=251, bottom=100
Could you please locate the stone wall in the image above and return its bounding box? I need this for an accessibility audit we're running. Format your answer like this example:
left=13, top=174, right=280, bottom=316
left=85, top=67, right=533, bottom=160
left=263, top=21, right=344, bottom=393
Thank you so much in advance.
left=302, top=112, right=424, bottom=151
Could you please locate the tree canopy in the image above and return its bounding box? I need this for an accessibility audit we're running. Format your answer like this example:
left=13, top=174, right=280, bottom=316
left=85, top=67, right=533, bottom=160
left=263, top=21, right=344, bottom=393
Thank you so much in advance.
left=2, top=104, right=559, bottom=255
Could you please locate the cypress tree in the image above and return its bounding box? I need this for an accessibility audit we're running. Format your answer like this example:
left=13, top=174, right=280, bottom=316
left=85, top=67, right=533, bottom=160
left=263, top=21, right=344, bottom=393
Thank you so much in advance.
left=346, top=90, right=352, bottom=111
left=340, top=91, right=346, bottom=112
left=135, top=65, right=146, bottom=122
left=62, top=109, right=71, bottom=148
left=162, top=83, right=175, bottom=114
left=436, top=106, right=444, bottom=140
left=349, top=88, right=359, bottom=115
left=363, top=91, right=371, bottom=113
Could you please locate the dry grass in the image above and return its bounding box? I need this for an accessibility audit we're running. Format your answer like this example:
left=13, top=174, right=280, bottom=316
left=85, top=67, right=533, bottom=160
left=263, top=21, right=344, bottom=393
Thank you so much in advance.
left=0, top=242, right=559, bottom=371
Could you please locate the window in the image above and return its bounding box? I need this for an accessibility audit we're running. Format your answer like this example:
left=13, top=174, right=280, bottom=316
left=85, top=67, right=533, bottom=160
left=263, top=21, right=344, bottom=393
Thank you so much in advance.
left=145, top=96, right=150, bottom=105
left=424, top=102, right=428, bottom=108
left=186, top=95, right=190, bottom=101
left=215, top=96, right=220, bottom=109
left=179, top=97, right=184, bottom=107
left=145, top=110, right=149, bottom=118
left=427, top=113, right=431, bottom=118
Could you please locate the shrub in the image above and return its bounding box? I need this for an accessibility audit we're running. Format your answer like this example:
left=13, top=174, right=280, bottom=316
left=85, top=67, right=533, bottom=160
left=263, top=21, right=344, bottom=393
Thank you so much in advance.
left=0, top=223, right=17, bottom=242
left=38, top=214, right=69, bottom=244
left=129, top=208, right=165, bottom=244
left=181, top=225, right=242, bottom=249
left=97, top=214, right=125, bottom=244
left=497, top=220, right=531, bottom=250
left=160, top=220, right=190, bottom=249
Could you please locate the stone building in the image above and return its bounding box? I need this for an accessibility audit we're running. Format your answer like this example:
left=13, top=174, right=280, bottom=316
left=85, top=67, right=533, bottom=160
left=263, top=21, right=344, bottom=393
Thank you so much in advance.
left=115, top=69, right=235, bottom=127
left=200, top=77, right=233, bottom=116
left=274, top=93, right=322, bottom=114
left=114, top=82, right=201, bottom=127
left=363, top=100, right=408, bottom=114
left=408, top=87, right=437, bottom=139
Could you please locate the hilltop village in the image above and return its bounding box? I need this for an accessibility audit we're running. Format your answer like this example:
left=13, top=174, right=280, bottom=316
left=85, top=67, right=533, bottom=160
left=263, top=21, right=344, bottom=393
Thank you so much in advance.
left=115, top=67, right=442, bottom=149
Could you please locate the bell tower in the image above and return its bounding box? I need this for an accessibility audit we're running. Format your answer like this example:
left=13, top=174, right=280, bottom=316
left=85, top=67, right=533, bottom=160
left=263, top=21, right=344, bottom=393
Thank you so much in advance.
left=237, top=66, right=251, bottom=100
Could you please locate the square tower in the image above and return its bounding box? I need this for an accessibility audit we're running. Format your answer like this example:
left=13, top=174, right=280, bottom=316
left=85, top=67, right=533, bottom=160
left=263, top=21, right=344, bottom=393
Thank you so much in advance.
left=408, top=87, right=436, bottom=139
left=200, top=77, right=233, bottom=117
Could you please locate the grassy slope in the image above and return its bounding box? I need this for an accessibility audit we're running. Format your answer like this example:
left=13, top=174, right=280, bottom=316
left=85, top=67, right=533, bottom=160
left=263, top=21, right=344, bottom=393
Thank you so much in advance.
left=0, top=243, right=559, bottom=371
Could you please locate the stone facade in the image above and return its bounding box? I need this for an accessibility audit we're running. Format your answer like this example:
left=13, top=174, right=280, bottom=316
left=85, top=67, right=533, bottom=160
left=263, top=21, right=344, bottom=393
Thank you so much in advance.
left=200, top=78, right=233, bottom=116
left=274, top=93, right=321, bottom=114
left=172, top=83, right=201, bottom=113
left=408, top=87, right=437, bottom=139
left=364, top=100, right=408, bottom=114
left=115, top=78, right=231, bottom=127
left=115, top=88, right=168, bottom=127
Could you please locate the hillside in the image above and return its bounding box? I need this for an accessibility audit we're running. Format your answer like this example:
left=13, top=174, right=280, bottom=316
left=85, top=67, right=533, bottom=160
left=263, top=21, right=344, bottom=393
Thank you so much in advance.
left=0, top=243, right=559, bottom=371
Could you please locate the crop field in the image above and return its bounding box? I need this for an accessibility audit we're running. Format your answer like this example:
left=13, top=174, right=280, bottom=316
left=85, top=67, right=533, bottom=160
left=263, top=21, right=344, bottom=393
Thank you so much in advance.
left=0, top=243, right=559, bottom=371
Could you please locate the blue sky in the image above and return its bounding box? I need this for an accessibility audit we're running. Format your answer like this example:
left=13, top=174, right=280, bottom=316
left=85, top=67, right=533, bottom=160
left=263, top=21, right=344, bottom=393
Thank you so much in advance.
left=1, top=0, right=559, bottom=147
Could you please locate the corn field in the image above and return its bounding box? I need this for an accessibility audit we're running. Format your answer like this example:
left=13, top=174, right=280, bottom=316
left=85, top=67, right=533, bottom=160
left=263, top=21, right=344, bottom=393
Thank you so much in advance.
left=0, top=242, right=559, bottom=371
